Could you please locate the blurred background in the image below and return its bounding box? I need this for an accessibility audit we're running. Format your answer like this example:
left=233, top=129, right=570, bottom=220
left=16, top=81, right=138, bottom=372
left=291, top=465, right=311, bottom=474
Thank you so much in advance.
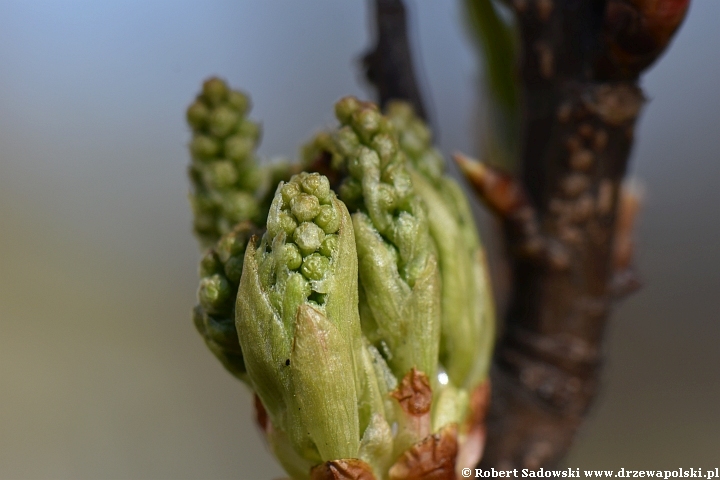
left=1, top=1, right=718, bottom=478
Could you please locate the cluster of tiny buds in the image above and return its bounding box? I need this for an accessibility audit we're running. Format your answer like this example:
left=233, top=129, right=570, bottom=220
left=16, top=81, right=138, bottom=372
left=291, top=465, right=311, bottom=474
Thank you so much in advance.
left=330, top=98, right=414, bottom=227
left=187, top=79, right=261, bottom=191
left=197, top=224, right=253, bottom=317
left=186, top=78, right=265, bottom=243
left=187, top=77, right=259, bottom=158
left=385, top=101, right=445, bottom=184
left=267, top=173, right=340, bottom=289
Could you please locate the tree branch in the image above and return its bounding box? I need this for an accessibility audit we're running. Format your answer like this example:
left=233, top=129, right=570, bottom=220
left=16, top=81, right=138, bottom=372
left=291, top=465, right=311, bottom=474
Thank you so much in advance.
left=362, top=0, right=688, bottom=469
left=473, top=0, right=688, bottom=468
left=363, top=0, right=427, bottom=120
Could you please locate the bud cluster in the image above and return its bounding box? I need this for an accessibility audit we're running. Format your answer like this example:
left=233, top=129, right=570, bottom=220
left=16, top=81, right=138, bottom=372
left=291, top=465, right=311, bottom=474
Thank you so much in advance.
left=303, top=97, right=441, bottom=382
left=186, top=81, right=497, bottom=479
left=237, top=173, right=386, bottom=476
left=187, top=77, right=271, bottom=247
left=386, top=101, right=496, bottom=390
left=264, top=172, right=340, bottom=296
left=385, top=101, right=445, bottom=185
left=193, top=221, right=256, bottom=382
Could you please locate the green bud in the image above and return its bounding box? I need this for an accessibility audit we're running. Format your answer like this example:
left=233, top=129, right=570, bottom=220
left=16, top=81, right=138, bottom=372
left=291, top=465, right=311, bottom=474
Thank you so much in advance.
left=277, top=211, right=298, bottom=237
left=236, top=165, right=264, bottom=192
left=370, top=132, right=397, bottom=166
left=202, top=77, right=229, bottom=106
left=237, top=119, right=261, bottom=142
left=221, top=191, right=259, bottom=225
left=193, top=306, right=248, bottom=383
left=202, top=161, right=237, bottom=190
left=375, top=183, right=396, bottom=212
left=348, top=146, right=380, bottom=180
left=290, top=194, right=321, bottom=223
left=385, top=101, right=413, bottom=124
left=301, top=253, right=330, bottom=281
left=196, top=309, right=237, bottom=352
left=353, top=107, right=382, bottom=143
left=209, top=105, right=240, bottom=138
left=338, top=178, right=363, bottom=206
left=335, top=126, right=361, bottom=157
left=409, top=120, right=431, bottom=146
left=314, top=204, right=340, bottom=234
left=227, top=90, right=250, bottom=115
left=198, top=273, right=233, bottom=316
left=282, top=243, right=303, bottom=271
left=280, top=182, right=302, bottom=207
left=225, top=135, right=255, bottom=163
left=216, top=227, right=249, bottom=263
left=223, top=256, right=244, bottom=284
left=293, top=222, right=324, bottom=256
left=319, top=234, right=338, bottom=257
left=334, top=96, right=361, bottom=124
left=186, top=100, right=210, bottom=129
left=199, top=250, right=221, bottom=277
left=236, top=173, right=373, bottom=466
left=299, top=172, right=331, bottom=204
left=190, top=135, right=220, bottom=160
left=381, top=161, right=413, bottom=208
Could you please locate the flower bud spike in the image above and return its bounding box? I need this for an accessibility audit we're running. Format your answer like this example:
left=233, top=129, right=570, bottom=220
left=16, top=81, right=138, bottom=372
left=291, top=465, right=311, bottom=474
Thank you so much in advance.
left=389, top=102, right=496, bottom=390
left=193, top=222, right=257, bottom=384
left=187, top=77, right=295, bottom=248
left=237, top=173, right=384, bottom=471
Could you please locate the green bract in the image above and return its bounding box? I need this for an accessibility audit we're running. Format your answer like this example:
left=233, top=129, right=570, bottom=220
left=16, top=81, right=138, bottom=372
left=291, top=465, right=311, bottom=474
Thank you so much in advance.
left=236, top=173, right=394, bottom=478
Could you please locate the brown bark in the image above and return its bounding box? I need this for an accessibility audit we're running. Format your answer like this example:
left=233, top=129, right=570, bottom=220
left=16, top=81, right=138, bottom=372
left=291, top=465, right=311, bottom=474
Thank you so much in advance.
left=363, top=0, right=427, bottom=120
left=477, top=0, right=687, bottom=468
left=363, top=0, right=688, bottom=469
